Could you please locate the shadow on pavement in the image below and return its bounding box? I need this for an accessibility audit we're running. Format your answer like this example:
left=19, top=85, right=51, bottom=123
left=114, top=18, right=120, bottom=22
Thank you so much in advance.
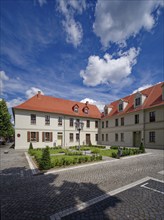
left=0, top=166, right=121, bottom=220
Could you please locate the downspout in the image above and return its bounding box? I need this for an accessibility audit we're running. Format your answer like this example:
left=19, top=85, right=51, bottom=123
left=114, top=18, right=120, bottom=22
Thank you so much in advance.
left=63, top=115, right=65, bottom=148
left=143, top=109, right=145, bottom=148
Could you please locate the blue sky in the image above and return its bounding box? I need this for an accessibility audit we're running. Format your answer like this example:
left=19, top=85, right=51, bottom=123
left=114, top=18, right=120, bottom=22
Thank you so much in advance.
left=1, top=0, right=164, bottom=112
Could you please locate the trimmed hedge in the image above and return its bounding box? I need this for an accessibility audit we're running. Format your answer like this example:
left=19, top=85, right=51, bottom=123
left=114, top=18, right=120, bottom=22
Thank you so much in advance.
left=50, top=155, right=102, bottom=168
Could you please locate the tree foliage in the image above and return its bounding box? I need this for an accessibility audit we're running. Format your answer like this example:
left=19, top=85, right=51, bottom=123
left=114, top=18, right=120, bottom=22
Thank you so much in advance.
left=39, top=146, right=52, bottom=170
left=0, top=99, right=14, bottom=139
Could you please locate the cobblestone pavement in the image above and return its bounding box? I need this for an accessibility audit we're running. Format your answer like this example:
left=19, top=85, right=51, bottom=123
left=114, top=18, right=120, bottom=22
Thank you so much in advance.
left=62, top=179, right=164, bottom=220
left=0, top=148, right=164, bottom=220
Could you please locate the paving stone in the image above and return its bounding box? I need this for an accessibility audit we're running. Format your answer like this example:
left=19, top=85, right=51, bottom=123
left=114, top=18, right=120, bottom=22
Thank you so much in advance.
left=0, top=147, right=164, bottom=219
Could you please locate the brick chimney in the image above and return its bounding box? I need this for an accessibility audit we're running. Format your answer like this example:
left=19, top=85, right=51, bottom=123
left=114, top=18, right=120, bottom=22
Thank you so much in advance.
left=37, top=91, right=41, bottom=98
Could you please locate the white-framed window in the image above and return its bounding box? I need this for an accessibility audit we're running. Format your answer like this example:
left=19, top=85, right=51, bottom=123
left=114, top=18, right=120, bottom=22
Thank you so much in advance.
left=27, top=131, right=39, bottom=142
left=106, top=121, right=108, bottom=128
left=149, top=111, right=155, bottom=122
left=106, top=134, right=108, bottom=142
left=42, top=132, right=52, bottom=142
left=86, top=120, right=90, bottom=128
left=115, top=133, right=118, bottom=142
left=84, top=107, right=88, bottom=114
left=95, top=121, right=98, bottom=128
left=31, top=114, right=36, bottom=124
left=95, top=134, right=98, bottom=141
left=70, top=118, right=74, bottom=127
left=121, top=133, right=124, bottom=142
left=76, top=133, right=79, bottom=141
left=135, top=97, right=141, bottom=107
left=45, top=115, right=50, bottom=125
left=74, top=106, right=78, bottom=112
left=58, top=117, right=62, bottom=126
left=102, top=134, right=104, bottom=141
left=31, top=132, right=37, bottom=141
left=121, top=117, right=124, bottom=126
left=149, top=131, right=155, bottom=142
left=135, top=114, right=139, bottom=124
left=70, top=133, right=74, bottom=142
left=119, top=103, right=123, bottom=111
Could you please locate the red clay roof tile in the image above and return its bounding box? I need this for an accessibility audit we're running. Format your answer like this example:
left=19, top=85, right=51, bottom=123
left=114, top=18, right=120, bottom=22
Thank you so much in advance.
left=13, top=95, right=101, bottom=119
left=103, top=82, right=164, bottom=119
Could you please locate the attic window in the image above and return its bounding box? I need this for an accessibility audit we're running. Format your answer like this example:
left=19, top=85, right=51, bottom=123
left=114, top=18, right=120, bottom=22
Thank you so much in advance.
left=135, top=97, right=141, bottom=107
left=74, top=106, right=78, bottom=112
left=118, top=103, right=123, bottom=111
left=84, top=107, right=89, bottom=114
left=84, top=108, right=88, bottom=114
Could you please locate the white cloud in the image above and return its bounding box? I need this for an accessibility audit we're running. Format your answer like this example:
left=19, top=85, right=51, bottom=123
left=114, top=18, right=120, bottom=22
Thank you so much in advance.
left=0, top=70, right=9, bottom=81
left=0, top=70, right=9, bottom=93
left=57, top=0, right=86, bottom=47
left=7, top=98, right=24, bottom=108
left=132, top=84, right=153, bottom=94
left=62, top=19, right=83, bottom=47
left=37, top=0, right=47, bottom=7
left=80, top=47, right=140, bottom=86
left=25, top=87, right=44, bottom=99
left=93, top=0, right=164, bottom=48
left=80, top=98, right=104, bottom=111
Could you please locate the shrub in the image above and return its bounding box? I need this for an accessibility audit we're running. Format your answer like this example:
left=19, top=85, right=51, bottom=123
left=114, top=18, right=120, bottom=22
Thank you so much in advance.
left=110, top=146, right=119, bottom=150
left=92, top=145, right=106, bottom=149
left=39, top=146, right=52, bottom=170
left=91, top=149, right=100, bottom=154
left=28, top=142, right=33, bottom=152
left=111, top=152, right=117, bottom=158
left=139, top=142, right=145, bottom=153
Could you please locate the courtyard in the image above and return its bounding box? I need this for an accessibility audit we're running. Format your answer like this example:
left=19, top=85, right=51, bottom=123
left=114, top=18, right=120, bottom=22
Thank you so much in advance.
left=0, top=145, right=164, bottom=220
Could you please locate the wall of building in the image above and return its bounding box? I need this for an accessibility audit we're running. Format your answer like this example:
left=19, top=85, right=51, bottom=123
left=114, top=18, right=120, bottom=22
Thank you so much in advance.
left=144, top=106, right=164, bottom=149
left=14, top=109, right=99, bottom=149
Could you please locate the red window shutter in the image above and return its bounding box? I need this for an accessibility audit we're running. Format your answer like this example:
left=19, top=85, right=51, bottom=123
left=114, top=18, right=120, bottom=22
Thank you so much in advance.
left=37, top=132, right=39, bottom=142
left=50, top=132, right=53, bottom=142
left=27, top=131, right=30, bottom=142
left=42, top=132, right=45, bottom=142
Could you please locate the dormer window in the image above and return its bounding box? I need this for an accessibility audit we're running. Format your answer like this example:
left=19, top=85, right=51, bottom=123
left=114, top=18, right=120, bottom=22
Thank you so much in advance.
left=134, top=92, right=146, bottom=108
left=104, top=105, right=113, bottom=116
left=83, top=106, right=89, bottom=114
left=118, top=99, right=128, bottom=112
left=84, top=108, right=88, bottom=114
left=135, top=97, right=141, bottom=107
left=119, top=103, right=123, bottom=111
left=74, top=107, right=78, bottom=112
left=73, top=104, right=79, bottom=113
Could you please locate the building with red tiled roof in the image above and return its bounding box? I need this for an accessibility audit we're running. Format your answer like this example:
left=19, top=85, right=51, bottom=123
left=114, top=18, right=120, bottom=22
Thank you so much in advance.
left=13, top=82, right=164, bottom=149
left=101, top=82, right=164, bottom=149
left=13, top=93, right=101, bottom=149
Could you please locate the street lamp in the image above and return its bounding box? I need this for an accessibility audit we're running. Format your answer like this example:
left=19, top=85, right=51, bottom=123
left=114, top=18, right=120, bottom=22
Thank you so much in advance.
left=75, top=120, right=84, bottom=150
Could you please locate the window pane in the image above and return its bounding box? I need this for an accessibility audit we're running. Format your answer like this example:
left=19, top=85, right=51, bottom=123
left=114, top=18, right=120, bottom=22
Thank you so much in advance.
left=58, top=117, right=62, bottom=125
left=31, top=114, right=36, bottom=124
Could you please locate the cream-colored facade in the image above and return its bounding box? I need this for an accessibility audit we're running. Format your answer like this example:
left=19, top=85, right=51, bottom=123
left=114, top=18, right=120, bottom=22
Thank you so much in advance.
left=14, top=109, right=100, bottom=149
left=14, top=83, right=164, bottom=150
left=100, top=105, right=164, bottom=149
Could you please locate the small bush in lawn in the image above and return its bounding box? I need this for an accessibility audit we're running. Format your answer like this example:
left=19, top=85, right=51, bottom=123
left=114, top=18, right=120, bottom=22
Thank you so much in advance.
left=111, top=152, right=117, bottom=158
left=139, top=142, right=145, bottom=153
left=28, top=142, right=34, bottom=151
left=39, top=146, right=52, bottom=170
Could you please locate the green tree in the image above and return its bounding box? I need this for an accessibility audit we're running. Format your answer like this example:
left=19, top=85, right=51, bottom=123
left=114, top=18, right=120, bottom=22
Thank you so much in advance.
left=39, top=146, right=52, bottom=170
left=0, top=99, right=14, bottom=139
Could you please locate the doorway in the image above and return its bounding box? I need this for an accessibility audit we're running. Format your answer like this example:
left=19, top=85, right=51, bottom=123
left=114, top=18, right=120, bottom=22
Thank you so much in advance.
left=57, top=132, right=63, bottom=147
left=86, top=134, right=91, bottom=145
left=133, top=131, right=141, bottom=147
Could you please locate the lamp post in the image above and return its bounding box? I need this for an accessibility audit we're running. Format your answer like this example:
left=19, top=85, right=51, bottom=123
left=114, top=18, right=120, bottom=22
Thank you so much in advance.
left=75, top=120, right=84, bottom=150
